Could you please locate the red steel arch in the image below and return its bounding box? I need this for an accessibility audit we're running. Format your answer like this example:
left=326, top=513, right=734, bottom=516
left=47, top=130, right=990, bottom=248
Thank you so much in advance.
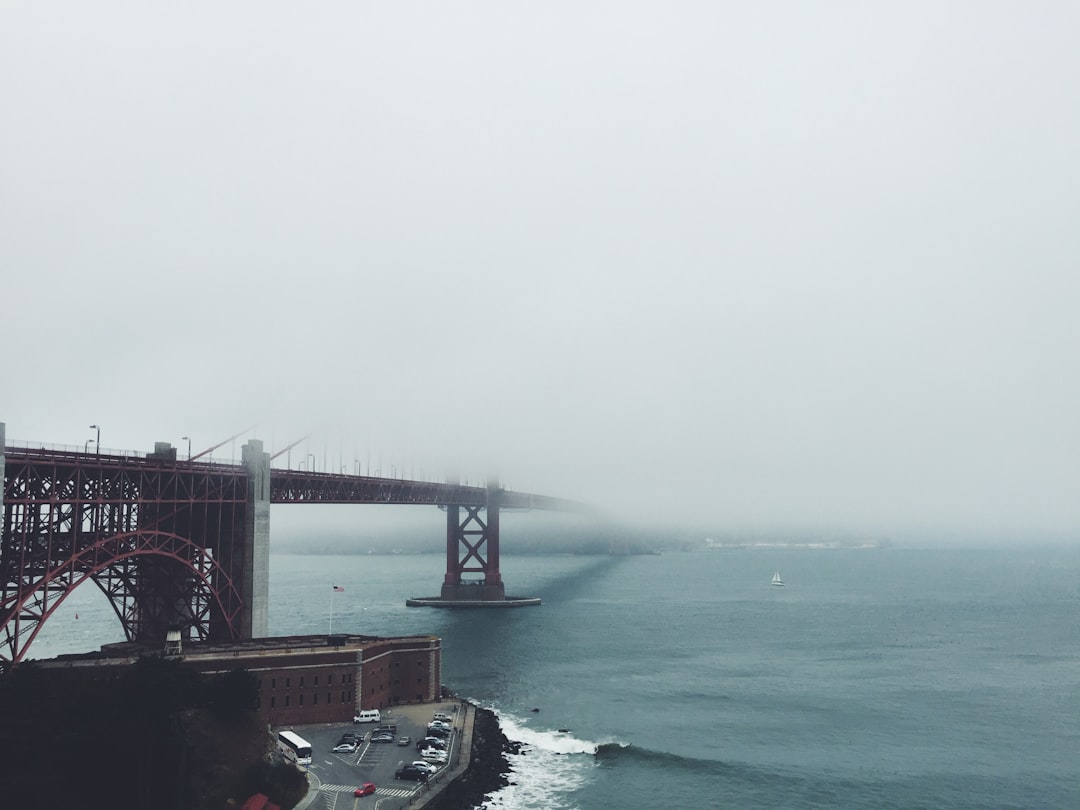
left=1, top=529, right=243, bottom=669
left=1, top=444, right=254, bottom=673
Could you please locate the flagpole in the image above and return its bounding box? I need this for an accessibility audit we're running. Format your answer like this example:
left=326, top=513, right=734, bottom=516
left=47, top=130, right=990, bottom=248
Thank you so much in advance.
left=329, top=584, right=334, bottom=635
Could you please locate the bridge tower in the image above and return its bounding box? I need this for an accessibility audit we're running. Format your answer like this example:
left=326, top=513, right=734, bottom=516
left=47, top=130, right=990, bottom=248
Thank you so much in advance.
left=407, top=481, right=540, bottom=608
left=440, top=483, right=504, bottom=601
left=240, top=439, right=270, bottom=638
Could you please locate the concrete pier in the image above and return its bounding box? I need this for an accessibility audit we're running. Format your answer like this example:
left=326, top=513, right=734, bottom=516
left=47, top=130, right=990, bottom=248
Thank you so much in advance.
left=405, top=594, right=541, bottom=608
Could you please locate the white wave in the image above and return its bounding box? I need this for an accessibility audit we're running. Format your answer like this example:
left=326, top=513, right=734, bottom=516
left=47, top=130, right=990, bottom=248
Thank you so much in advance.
left=474, top=709, right=623, bottom=810
left=496, top=713, right=602, bottom=755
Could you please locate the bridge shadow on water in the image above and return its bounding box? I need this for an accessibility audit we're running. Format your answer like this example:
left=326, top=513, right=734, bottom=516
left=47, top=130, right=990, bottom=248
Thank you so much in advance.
left=516, top=554, right=628, bottom=602
left=429, top=554, right=629, bottom=705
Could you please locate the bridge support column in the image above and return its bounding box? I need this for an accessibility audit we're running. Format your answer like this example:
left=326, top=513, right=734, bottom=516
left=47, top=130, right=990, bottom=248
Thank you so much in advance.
left=439, top=502, right=505, bottom=602
left=241, top=439, right=271, bottom=638
left=407, top=481, right=540, bottom=608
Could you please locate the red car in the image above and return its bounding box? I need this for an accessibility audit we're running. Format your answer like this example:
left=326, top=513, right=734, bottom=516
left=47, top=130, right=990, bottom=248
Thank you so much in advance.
left=354, top=783, right=376, bottom=797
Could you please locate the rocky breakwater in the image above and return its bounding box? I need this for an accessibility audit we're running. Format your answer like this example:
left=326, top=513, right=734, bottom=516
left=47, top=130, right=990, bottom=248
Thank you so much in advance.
left=425, top=707, right=523, bottom=809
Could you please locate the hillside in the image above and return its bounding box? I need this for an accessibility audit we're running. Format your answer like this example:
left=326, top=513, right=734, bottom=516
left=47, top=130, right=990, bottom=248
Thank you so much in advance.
left=0, top=657, right=307, bottom=810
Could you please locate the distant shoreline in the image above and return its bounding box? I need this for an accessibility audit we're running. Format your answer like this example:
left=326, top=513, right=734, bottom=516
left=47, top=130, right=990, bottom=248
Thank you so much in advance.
left=703, top=540, right=889, bottom=550
left=271, top=542, right=891, bottom=555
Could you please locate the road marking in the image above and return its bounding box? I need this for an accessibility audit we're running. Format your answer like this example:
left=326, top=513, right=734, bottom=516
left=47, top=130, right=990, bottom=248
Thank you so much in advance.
left=376, top=788, right=414, bottom=797
left=319, top=785, right=414, bottom=798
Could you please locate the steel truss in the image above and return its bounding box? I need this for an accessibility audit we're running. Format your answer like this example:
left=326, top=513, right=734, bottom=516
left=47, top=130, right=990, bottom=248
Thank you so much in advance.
left=440, top=502, right=505, bottom=601
left=268, top=470, right=577, bottom=511
left=270, top=471, right=490, bottom=505
left=1, top=450, right=248, bottom=670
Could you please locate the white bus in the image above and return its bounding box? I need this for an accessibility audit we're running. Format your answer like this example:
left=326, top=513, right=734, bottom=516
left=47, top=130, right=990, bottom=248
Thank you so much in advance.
left=278, top=730, right=312, bottom=765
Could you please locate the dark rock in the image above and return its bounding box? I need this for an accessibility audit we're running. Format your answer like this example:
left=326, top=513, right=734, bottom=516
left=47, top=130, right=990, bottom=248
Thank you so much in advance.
left=423, top=707, right=516, bottom=810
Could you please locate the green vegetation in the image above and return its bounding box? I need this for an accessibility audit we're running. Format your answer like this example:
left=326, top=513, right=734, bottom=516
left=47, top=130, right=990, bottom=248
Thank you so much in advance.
left=0, top=657, right=307, bottom=810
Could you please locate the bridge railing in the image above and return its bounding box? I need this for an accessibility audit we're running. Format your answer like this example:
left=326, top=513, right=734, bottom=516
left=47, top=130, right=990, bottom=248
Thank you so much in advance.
left=2, top=442, right=243, bottom=468
left=2, top=439, right=146, bottom=457
left=2, top=441, right=166, bottom=463
left=3, top=441, right=475, bottom=482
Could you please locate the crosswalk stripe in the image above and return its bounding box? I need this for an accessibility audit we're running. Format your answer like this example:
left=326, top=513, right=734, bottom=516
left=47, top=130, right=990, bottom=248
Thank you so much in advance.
left=319, top=785, right=417, bottom=797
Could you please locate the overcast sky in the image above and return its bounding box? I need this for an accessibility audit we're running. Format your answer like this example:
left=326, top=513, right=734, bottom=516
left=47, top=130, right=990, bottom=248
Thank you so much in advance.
left=2, top=3, right=1078, bottom=541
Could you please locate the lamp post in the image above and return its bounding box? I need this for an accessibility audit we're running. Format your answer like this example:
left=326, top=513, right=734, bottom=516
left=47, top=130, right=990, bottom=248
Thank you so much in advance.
left=89, top=424, right=100, bottom=456
left=181, top=436, right=192, bottom=460
left=308, top=454, right=316, bottom=473
left=84, top=438, right=95, bottom=453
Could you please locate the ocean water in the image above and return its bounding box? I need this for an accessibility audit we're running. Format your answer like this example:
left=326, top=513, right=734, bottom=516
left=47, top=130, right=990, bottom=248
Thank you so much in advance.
left=29, top=545, right=1080, bottom=808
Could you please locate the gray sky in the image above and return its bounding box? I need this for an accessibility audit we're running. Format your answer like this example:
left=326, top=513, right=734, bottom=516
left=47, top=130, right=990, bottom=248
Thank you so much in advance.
left=3, top=3, right=1078, bottom=541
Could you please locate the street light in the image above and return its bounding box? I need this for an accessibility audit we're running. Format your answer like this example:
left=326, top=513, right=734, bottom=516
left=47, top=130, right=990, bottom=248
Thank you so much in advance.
left=84, top=438, right=96, bottom=453
left=89, top=424, right=100, bottom=455
left=181, top=436, right=192, bottom=460
left=308, top=454, right=316, bottom=473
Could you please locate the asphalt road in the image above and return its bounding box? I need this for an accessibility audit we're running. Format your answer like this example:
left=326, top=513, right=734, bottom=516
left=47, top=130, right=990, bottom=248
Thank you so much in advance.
left=290, top=703, right=464, bottom=809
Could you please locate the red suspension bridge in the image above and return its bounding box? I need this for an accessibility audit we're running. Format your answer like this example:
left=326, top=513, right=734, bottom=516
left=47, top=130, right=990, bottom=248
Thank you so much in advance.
left=0, top=422, right=581, bottom=672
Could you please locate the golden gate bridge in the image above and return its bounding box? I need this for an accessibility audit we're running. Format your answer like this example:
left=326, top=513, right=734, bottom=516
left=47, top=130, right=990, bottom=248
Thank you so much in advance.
left=0, top=421, right=583, bottom=672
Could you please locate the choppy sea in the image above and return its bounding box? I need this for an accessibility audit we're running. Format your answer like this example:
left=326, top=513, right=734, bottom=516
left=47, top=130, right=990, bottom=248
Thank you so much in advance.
left=31, top=544, right=1080, bottom=809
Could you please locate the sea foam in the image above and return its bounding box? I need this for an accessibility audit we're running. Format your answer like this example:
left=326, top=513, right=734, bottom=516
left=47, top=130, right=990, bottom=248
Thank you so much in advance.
left=476, top=709, right=618, bottom=810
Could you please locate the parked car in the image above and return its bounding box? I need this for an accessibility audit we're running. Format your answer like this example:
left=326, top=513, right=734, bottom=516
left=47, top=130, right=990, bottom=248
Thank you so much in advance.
left=397, top=736, right=411, bottom=746
left=421, top=748, right=448, bottom=764
left=332, top=741, right=358, bottom=753
left=354, top=783, right=376, bottom=797
left=426, top=725, right=450, bottom=738
left=374, top=724, right=397, bottom=734
left=395, top=765, right=429, bottom=782
left=433, top=712, right=451, bottom=723
left=411, top=760, right=437, bottom=774
left=340, top=732, right=362, bottom=742
left=370, top=733, right=394, bottom=743
left=416, top=737, right=446, bottom=750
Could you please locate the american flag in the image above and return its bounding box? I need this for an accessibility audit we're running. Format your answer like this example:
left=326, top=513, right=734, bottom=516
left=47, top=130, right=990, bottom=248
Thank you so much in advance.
left=333, top=585, right=344, bottom=592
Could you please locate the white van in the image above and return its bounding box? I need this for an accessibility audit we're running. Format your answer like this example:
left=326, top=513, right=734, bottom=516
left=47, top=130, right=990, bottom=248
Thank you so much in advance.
left=353, top=709, right=382, bottom=724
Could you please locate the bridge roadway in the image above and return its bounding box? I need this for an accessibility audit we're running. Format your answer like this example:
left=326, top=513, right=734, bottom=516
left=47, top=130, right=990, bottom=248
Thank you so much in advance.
left=0, top=442, right=571, bottom=509
left=269, top=467, right=572, bottom=511
left=1, top=425, right=582, bottom=669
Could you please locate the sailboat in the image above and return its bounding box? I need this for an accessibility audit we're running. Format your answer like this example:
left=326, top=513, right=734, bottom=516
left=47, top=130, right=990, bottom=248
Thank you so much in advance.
left=771, top=570, right=784, bottom=587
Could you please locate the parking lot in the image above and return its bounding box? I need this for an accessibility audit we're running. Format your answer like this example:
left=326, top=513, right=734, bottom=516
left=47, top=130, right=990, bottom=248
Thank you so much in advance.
left=285, top=702, right=467, bottom=808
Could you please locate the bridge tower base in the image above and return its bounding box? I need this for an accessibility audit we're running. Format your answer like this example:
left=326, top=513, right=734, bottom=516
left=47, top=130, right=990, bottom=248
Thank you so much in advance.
left=406, top=483, right=540, bottom=608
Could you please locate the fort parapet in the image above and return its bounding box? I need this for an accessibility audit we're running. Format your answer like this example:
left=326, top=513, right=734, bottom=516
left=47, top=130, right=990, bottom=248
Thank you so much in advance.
left=38, top=632, right=442, bottom=727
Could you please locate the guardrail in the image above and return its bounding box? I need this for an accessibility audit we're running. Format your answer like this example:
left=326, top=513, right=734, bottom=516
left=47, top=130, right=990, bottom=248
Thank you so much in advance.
left=405, top=700, right=473, bottom=809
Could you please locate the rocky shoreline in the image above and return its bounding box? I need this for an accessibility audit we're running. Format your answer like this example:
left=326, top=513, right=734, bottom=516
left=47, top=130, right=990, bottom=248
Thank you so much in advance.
left=424, top=706, right=522, bottom=810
